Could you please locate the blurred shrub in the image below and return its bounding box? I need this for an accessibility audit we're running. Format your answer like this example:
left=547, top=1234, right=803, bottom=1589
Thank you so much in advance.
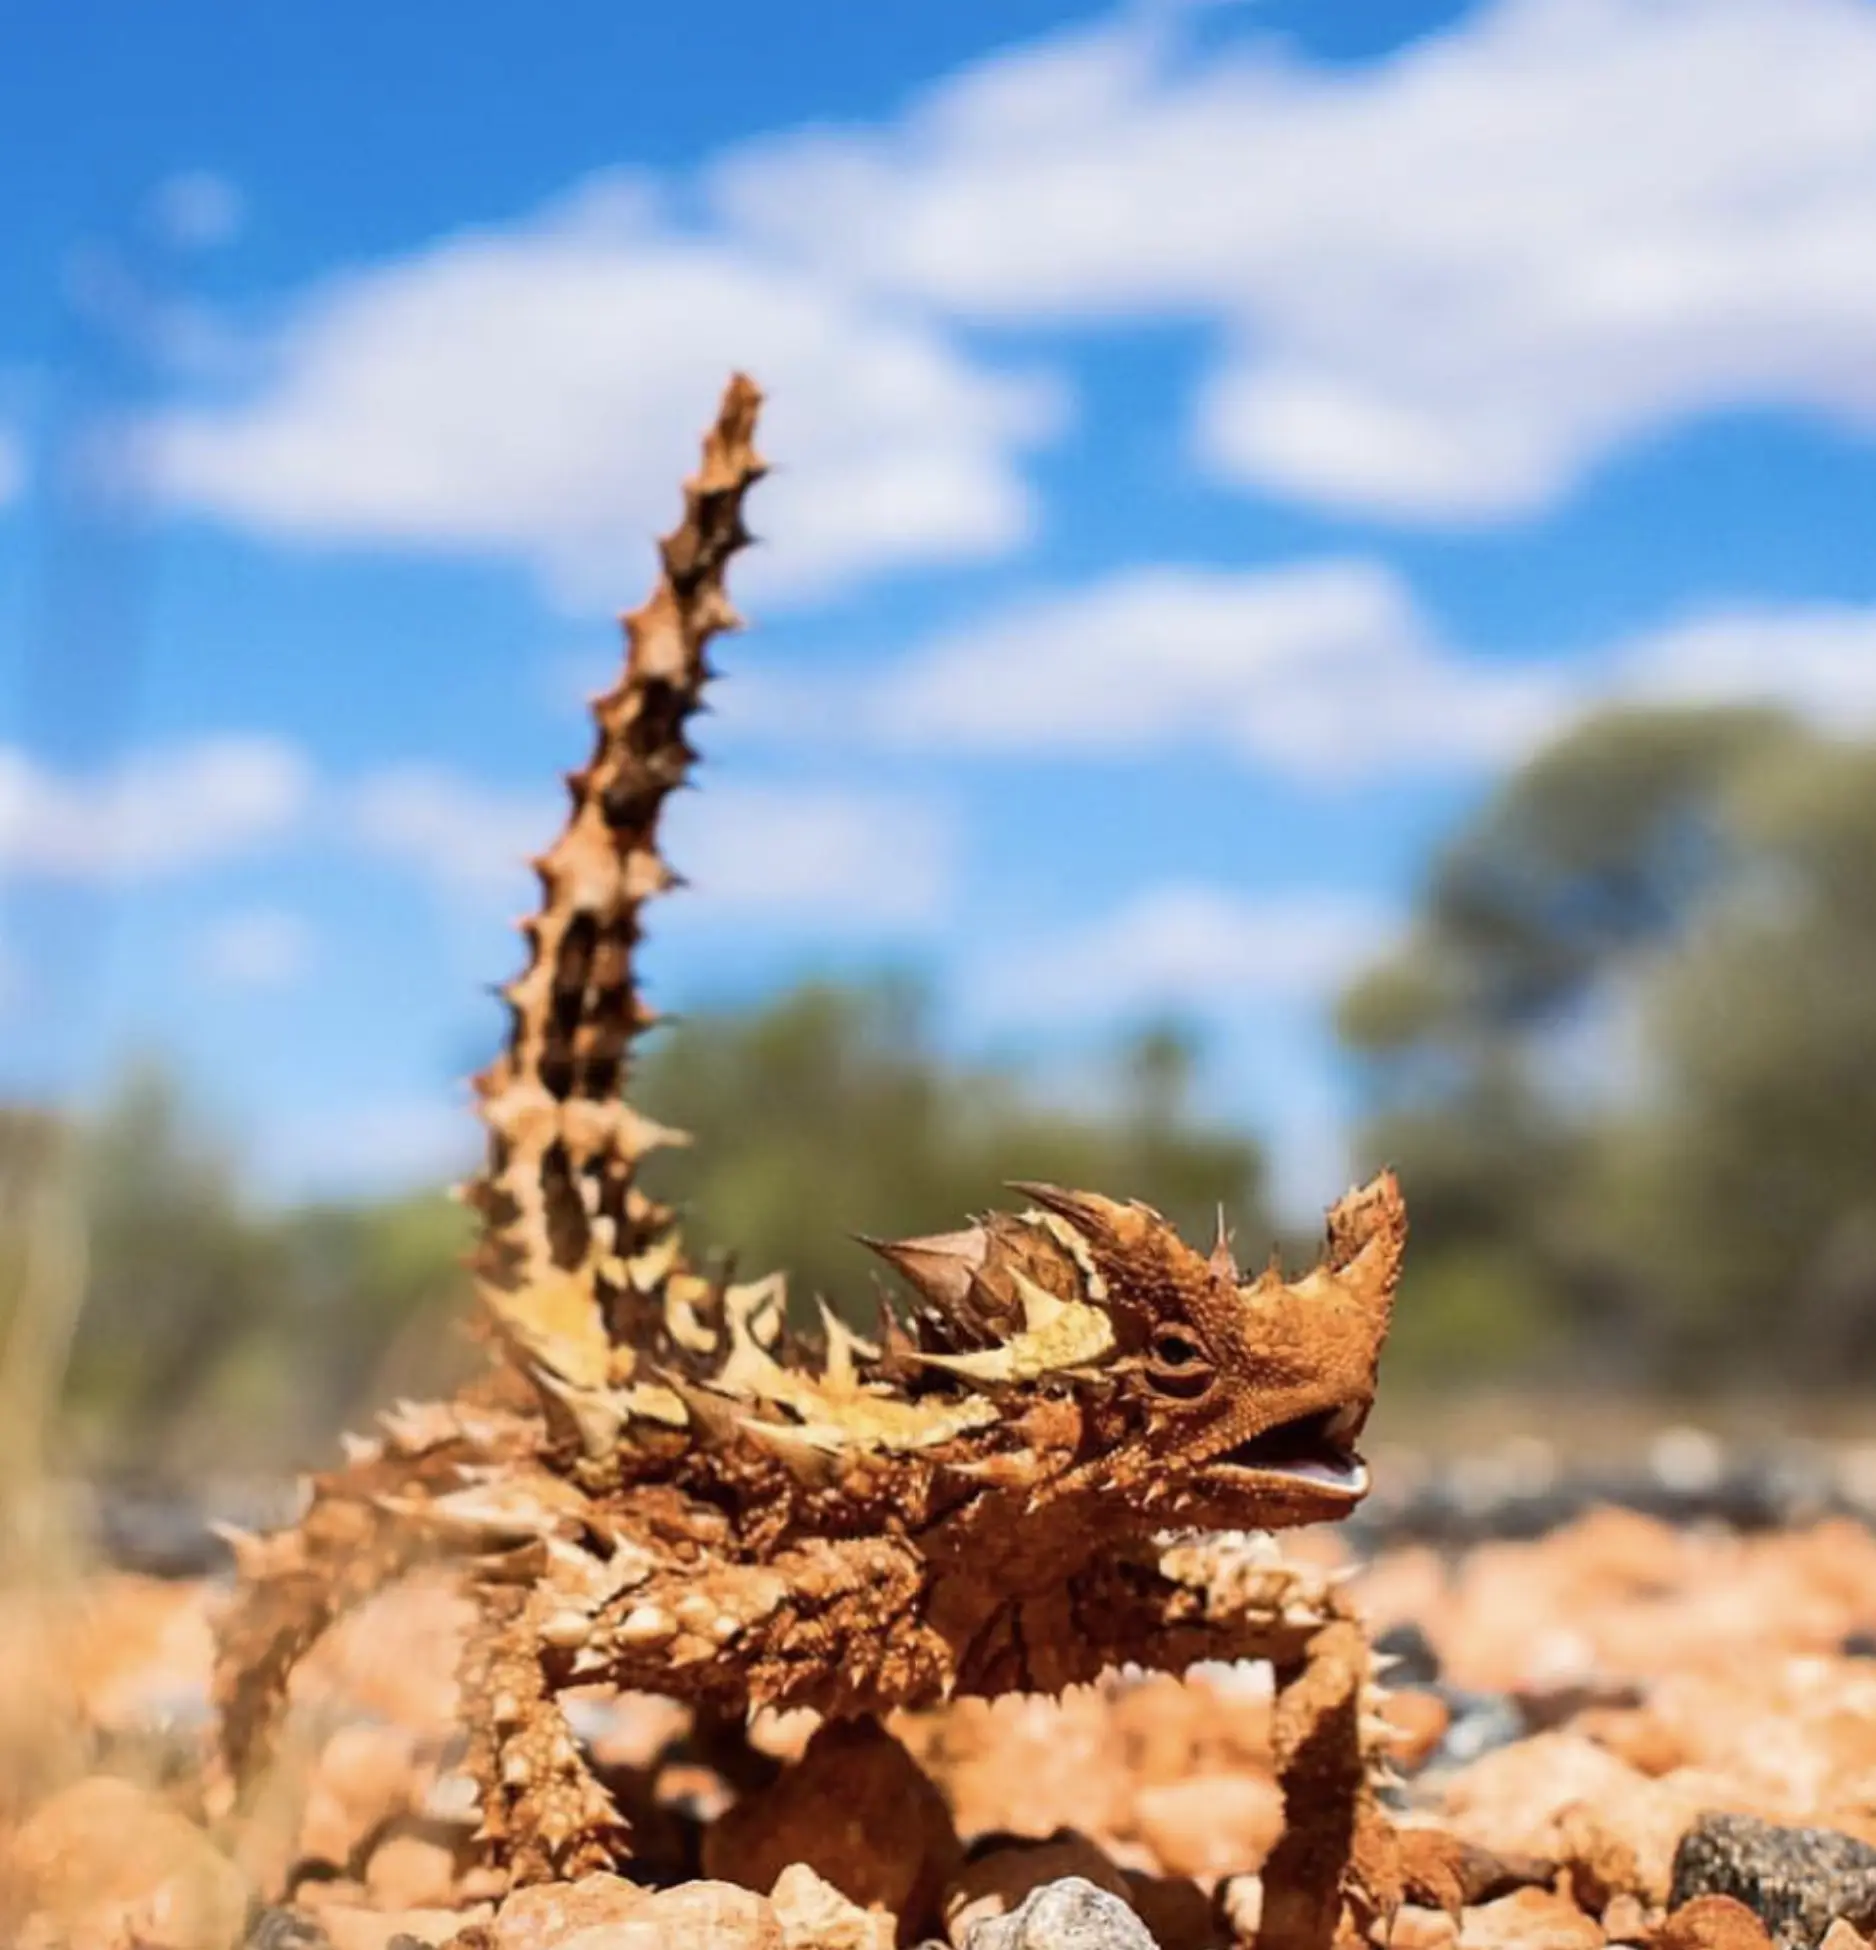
left=1339, top=702, right=1876, bottom=1391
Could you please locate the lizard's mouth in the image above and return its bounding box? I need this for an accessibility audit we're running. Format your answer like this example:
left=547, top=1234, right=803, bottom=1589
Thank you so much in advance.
left=1211, top=1403, right=1370, bottom=1500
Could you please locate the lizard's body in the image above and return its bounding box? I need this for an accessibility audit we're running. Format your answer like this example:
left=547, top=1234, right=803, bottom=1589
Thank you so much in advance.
left=215, top=377, right=1412, bottom=1949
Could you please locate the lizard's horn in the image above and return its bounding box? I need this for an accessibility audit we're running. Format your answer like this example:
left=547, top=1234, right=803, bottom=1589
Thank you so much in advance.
left=1321, top=1169, right=1408, bottom=1331
left=856, top=1226, right=987, bottom=1311
left=1004, top=1182, right=1141, bottom=1249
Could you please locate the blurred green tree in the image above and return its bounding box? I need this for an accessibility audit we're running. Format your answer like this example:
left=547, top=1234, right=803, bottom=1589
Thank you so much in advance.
left=1339, top=702, right=1876, bottom=1389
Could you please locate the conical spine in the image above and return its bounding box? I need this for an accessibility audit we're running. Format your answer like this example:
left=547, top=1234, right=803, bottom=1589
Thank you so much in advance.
left=462, top=375, right=766, bottom=1362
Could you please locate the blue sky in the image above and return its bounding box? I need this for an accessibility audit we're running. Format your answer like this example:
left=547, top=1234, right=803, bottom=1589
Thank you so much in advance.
left=4, top=0, right=1876, bottom=1215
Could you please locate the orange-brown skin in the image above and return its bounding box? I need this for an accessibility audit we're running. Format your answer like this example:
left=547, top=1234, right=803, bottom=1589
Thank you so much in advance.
left=213, top=377, right=1411, bottom=1950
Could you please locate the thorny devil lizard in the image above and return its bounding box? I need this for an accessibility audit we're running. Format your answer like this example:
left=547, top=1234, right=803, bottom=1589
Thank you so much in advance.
left=213, top=375, right=1433, bottom=1950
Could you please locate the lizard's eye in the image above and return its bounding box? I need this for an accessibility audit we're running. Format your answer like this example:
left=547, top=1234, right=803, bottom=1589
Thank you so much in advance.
left=1146, top=1328, right=1214, bottom=1400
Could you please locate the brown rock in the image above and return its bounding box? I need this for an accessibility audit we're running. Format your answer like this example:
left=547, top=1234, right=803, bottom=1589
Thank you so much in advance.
left=491, top=1872, right=646, bottom=1950
left=703, top=1719, right=959, bottom=1932
left=1576, top=1709, right=1689, bottom=1780
left=1653, top=1896, right=1777, bottom=1950
left=1395, top=1907, right=1462, bottom=1950
left=367, top=1831, right=459, bottom=1911
left=770, top=1862, right=895, bottom=1949
left=1132, top=1771, right=1286, bottom=1879
left=6, top=1774, right=251, bottom=1950
left=1462, top=1888, right=1603, bottom=1950
left=1387, top=1690, right=1456, bottom=1773
left=946, top=1834, right=1134, bottom=1939
left=1559, top=1804, right=1648, bottom=1912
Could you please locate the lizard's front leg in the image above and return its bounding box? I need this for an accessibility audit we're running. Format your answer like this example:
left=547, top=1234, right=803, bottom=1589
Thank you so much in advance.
left=460, top=1582, right=629, bottom=1885
left=1039, top=1540, right=1400, bottom=1950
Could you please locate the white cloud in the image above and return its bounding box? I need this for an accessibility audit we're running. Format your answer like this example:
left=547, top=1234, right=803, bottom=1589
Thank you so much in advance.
left=136, top=0, right=1876, bottom=565
left=662, top=782, right=955, bottom=929
left=972, top=882, right=1393, bottom=1025
left=348, top=766, right=550, bottom=896
left=0, top=736, right=311, bottom=880
left=197, top=907, right=313, bottom=989
left=733, top=561, right=1876, bottom=782
left=148, top=183, right=1060, bottom=609
left=739, top=559, right=1569, bottom=779
left=1617, top=604, right=1876, bottom=726
left=348, top=762, right=954, bottom=929
left=713, top=0, right=1876, bottom=521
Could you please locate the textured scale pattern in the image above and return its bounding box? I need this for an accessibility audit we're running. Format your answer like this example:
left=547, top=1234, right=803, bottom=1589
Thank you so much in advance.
left=212, top=376, right=1430, bottom=1949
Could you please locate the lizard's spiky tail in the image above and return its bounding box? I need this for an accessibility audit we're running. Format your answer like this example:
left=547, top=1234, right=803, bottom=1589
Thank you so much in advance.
left=212, top=380, right=766, bottom=1803
left=463, top=374, right=767, bottom=1391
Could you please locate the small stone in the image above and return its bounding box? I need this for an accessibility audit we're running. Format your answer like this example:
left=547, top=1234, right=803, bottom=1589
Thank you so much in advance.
left=1654, top=1896, right=1777, bottom=1950
left=491, top=1872, right=646, bottom=1950
left=1217, top=1875, right=1261, bottom=1946
left=245, top=1909, right=337, bottom=1950
left=770, top=1862, right=895, bottom=1949
left=1386, top=1691, right=1456, bottom=1774
left=704, top=1719, right=959, bottom=1933
left=366, top=1831, right=458, bottom=1911
left=308, top=1904, right=491, bottom=1950
left=1670, top=1814, right=1876, bottom=1950
left=555, top=1880, right=784, bottom=1949
left=1439, top=1693, right=1529, bottom=1770
left=1602, top=1895, right=1651, bottom=1944
left=1132, top=1771, right=1285, bottom=1879
left=1460, top=1887, right=1603, bottom=1950
left=960, top=1876, right=1159, bottom=1949
left=7, top=1774, right=252, bottom=1950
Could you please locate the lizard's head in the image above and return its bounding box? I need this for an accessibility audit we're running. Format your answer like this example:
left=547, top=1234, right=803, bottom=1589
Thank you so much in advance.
left=865, top=1171, right=1404, bottom=1531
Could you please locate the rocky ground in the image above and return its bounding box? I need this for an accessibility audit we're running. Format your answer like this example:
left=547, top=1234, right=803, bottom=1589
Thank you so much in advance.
left=4, top=1461, right=1876, bottom=1950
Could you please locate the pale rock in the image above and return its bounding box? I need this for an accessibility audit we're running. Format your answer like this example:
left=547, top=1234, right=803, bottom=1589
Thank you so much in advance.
left=554, top=1879, right=784, bottom=1949
left=491, top=1870, right=646, bottom=1950
left=5, top=1775, right=251, bottom=1950
left=770, top=1861, right=896, bottom=1949
left=364, top=1830, right=457, bottom=1911
left=1461, top=1887, right=1603, bottom=1950
left=960, top=1875, right=1158, bottom=1949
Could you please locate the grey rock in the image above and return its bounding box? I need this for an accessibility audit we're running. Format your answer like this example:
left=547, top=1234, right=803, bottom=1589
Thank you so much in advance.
left=963, top=1875, right=1161, bottom=1950
left=1670, top=1811, right=1876, bottom=1949
left=1430, top=1688, right=1526, bottom=1769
